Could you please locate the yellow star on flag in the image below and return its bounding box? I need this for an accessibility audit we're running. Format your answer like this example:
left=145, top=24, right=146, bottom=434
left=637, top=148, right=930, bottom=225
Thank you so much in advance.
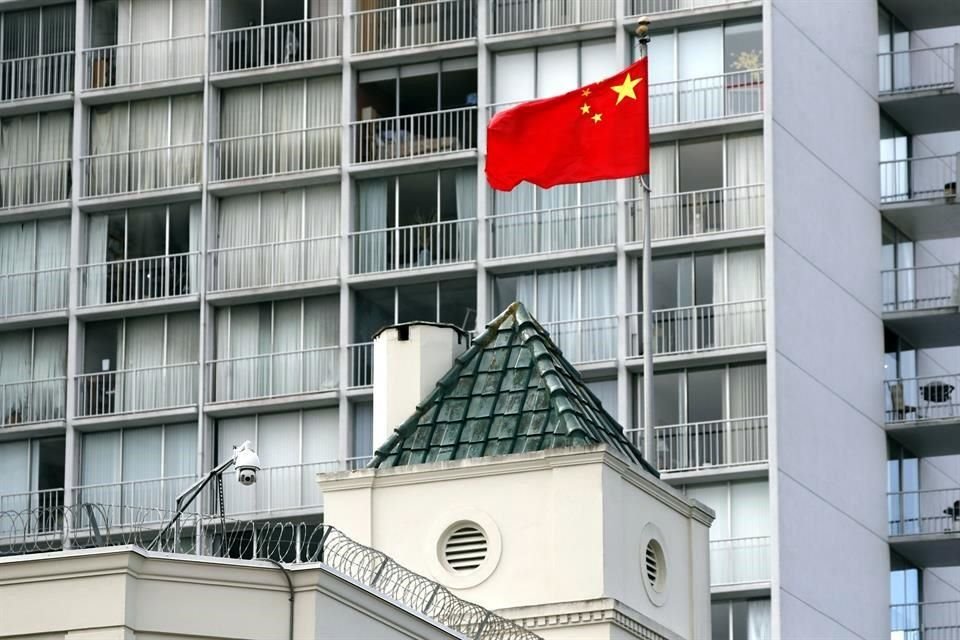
left=581, top=88, right=591, bottom=97
left=580, top=103, right=591, bottom=115
left=611, top=73, right=642, bottom=105
left=592, top=113, right=602, bottom=124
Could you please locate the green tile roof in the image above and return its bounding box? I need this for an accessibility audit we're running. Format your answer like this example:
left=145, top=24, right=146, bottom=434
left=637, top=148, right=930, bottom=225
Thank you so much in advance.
left=370, top=302, right=657, bottom=476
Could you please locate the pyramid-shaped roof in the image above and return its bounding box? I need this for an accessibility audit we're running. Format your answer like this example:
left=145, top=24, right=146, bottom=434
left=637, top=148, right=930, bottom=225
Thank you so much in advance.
left=370, top=302, right=657, bottom=476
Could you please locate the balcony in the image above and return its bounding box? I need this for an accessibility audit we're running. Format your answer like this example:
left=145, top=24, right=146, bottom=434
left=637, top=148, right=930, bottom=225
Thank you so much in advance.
left=209, top=125, right=340, bottom=185
left=0, top=159, right=71, bottom=212
left=75, top=363, right=199, bottom=418
left=208, top=237, right=339, bottom=296
left=81, top=143, right=202, bottom=200
left=649, top=69, right=763, bottom=132
left=709, top=536, right=771, bottom=588
left=877, top=0, right=960, bottom=31
left=629, top=416, right=768, bottom=475
left=884, top=375, right=960, bottom=457
left=0, top=267, right=68, bottom=321
left=349, top=219, right=476, bottom=276
left=78, top=253, right=199, bottom=310
left=221, top=460, right=341, bottom=517
left=626, top=0, right=758, bottom=18
left=488, top=0, right=614, bottom=37
left=882, top=265, right=960, bottom=349
left=889, top=487, right=960, bottom=567
left=487, top=201, right=616, bottom=261
left=211, top=16, right=341, bottom=76
left=880, top=46, right=960, bottom=136
left=348, top=342, right=373, bottom=389
left=891, top=601, right=960, bottom=640
left=206, top=347, right=339, bottom=406
left=73, top=475, right=196, bottom=526
left=352, top=0, right=476, bottom=55
left=0, top=51, right=74, bottom=105
left=627, top=299, right=766, bottom=360
left=0, top=488, right=64, bottom=538
left=82, top=35, right=205, bottom=94
left=350, top=107, right=477, bottom=165
left=0, top=378, right=66, bottom=428
left=880, top=155, right=959, bottom=241
left=540, top=316, right=617, bottom=365
left=627, top=184, right=764, bottom=247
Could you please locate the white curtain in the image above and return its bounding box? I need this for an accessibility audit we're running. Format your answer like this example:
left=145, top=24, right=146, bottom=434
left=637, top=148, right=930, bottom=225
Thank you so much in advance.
left=262, top=190, right=302, bottom=286
left=747, top=599, right=772, bottom=640
left=85, top=214, right=110, bottom=305
left=217, top=416, right=256, bottom=514
left=165, top=311, right=199, bottom=406
left=537, top=269, right=578, bottom=358
left=272, top=299, right=302, bottom=396
left=172, top=0, right=204, bottom=79
left=0, top=331, right=32, bottom=423
left=162, top=422, right=196, bottom=509
left=302, top=408, right=338, bottom=503
left=127, top=0, right=170, bottom=85
left=80, top=431, right=121, bottom=521
left=650, top=143, right=678, bottom=239
left=726, top=248, right=765, bottom=346
left=37, top=111, right=71, bottom=203
left=263, top=81, right=304, bottom=175
left=32, top=327, right=66, bottom=421
left=454, top=168, right=477, bottom=261
left=581, top=266, right=616, bottom=362
left=217, top=304, right=267, bottom=401
left=171, top=94, right=202, bottom=186
left=123, top=316, right=165, bottom=412
left=0, top=115, right=38, bottom=208
left=216, top=194, right=260, bottom=290
left=219, top=86, right=261, bottom=180
left=306, top=77, right=341, bottom=169
left=130, top=98, right=169, bottom=191
left=90, top=105, right=130, bottom=195
left=514, top=273, right=536, bottom=311
left=0, top=441, right=30, bottom=522
left=726, top=133, right=764, bottom=230
left=305, top=185, right=340, bottom=281
left=188, top=202, right=200, bottom=292
left=121, top=426, right=163, bottom=513
left=491, top=183, right=535, bottom=257
left=357, top=179, right=389, bottom=273
left=539, top=184, right=577, bottom=253
left=36, top=218, right=69, bottom=313
left=581, top=180, right=617, bottom=247
left=0, top=221, right=36, bottom=316
left=304, top=296, right=339, bottom=391
left=257, top=412, right=300, bottom=510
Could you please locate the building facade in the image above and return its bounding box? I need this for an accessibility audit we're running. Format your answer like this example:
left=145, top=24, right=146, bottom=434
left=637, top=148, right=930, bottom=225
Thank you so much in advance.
left=0, top=0, right=956, bottom=637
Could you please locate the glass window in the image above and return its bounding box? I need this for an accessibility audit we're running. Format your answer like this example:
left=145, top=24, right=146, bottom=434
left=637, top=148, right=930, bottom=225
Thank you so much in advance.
left=439, top=279, right=476, bottom=329
left=398, top=282, right=437, bottom=323
left=724, top=20, right=762, bottom=74
left=653, top=371, right=683, bottom=426
left=678, top=25, right=723, bottom=80
left=687, top=368, right=724, bottom=423
left=679, top=138, right=724, bottom=192
left=352, top=402, right=373, bottom=459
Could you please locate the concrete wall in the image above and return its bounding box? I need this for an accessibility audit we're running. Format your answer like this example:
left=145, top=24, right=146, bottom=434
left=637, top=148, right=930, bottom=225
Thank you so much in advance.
left=767, top=0, right=890, bottom=637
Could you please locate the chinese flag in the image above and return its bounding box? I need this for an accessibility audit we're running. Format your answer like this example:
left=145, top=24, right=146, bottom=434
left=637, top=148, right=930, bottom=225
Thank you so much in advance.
left=486, top=58, right=649, bottom=192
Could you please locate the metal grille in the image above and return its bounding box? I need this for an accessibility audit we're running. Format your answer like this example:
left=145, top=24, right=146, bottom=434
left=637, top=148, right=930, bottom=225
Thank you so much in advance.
left=444, top=525, right=487, bottom=572
left=645, top=542, right=660, bottom=586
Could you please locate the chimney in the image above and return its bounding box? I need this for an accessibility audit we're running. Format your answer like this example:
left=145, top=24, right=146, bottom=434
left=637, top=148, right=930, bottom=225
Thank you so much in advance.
left=371, top=323, right=468, bottom=454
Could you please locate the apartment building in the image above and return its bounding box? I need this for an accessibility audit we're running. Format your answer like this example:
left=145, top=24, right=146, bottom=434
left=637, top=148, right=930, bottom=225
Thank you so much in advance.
left=1, top=0, right=955, bottom=637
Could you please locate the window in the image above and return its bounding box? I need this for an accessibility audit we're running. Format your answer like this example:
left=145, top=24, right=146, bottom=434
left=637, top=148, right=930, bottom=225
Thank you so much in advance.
left=884, top=328, right=917, bottom=421
left=881, top=221, right=914, bottom=312
left=353, top=279, right=477, bottom=341
left=890, top=554, right=921, bottom=639
left=712, top=598, right=771, bottom=640
left=0, top=436, right=65, bottom=517
left=888, top=440, right=920, bottom=536
left=0, top=111, right=72, bottom=208
left=493, top=39, right=616, bottom=105
left=586, top=380, right=618, bottom=422
left=351, top=402, right=373, bottom=462
left=880, top=116, right=910, bottom=202
left=0, top=327, right=66, bottom=425
left=0, top=218, right=70, bottom=316
left=1, top=4, right=75, bottom=99
left=878, top=6, right=910, bottom=92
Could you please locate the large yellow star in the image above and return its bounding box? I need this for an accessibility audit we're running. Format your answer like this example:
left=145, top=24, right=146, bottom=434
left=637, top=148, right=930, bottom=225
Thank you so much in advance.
left=611, top=73, right=642, bottom=105
left=580, top=103, right=591, bottom=115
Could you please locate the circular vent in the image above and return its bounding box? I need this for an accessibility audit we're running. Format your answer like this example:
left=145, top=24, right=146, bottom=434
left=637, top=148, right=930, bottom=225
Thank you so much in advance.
left=442, top=524, right=488, bottom=572
left=644, top=539, right=665, bottom=592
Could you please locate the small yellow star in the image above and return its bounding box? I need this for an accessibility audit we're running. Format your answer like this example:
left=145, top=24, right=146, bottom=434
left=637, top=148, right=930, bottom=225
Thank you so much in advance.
left=581, top=88, right=592, bottom=97
left=580, top=103, right=591, bottom=115
left=592, top=113, right=602, bottom=123
left=611, top=73, right=643, bottom=105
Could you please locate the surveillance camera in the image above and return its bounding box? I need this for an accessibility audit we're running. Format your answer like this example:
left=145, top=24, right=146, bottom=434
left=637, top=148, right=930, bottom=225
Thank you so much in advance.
left=233, top=440, right=261, bottom=486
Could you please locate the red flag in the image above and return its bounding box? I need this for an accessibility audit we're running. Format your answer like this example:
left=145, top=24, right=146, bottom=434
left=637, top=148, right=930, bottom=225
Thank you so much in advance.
left=486, top=58, right=649, bottom=192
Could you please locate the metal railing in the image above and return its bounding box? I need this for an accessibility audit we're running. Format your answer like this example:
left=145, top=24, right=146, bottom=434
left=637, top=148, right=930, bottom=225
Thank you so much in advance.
left=879, top=45, right=957, bottom=95
left=880, top=155, right=959, bottom=204
left=207, top=347, right=339, bottom=403
left=81, top=142, right=202, bottom=198
left=489, top=0, right=614, bottom=35
left=222, top=461, right=342, bottom=516
left=628, top=299, right=766, bottom=357
left=79, top=252, right=198, bottom=307
left=540, top=316, right=617, bottom=364
left=626, top=0, right=740, bottom=16
left=346, top=455, right=372, bottom=470
left=0, top=488, right=64, bottom=537
left=348, top=342, right=374, bottom=388
left=75, top=363, right=199, bottom=417
left=709, top=536, right=771, bottom=587
left=626, top=416, right=768, bottom=473
left=891, top=601, right=960, bottom=640
left=0, top=51, right=74, bottom=102
left=350, top=219, right=477, bottom=275
left=73, top=475, right=196, bottom=526
left=211, top=16, right=341, bottom=74
left=882, top=264, right=959, bottom=313
left=208, top=237, right=338, bottom=293
left=0, top=266, right=69, bottom=318
left=885, top=374, right=960, bottom=425
left=211, top=125, right=341, bottom=182
left=649, top=69, right=763, bottom=127
left=353, top=0, right=475, bottom=53
left=0, top=377, right=66, bottom=427
left=488, top=201, right=616, bottom=258
left=83, top=34, right=204, bottom=90
left=0, top=159, right=71, bottom=209
left=352, top=106, right=476, bottom=164
left=628, top=184, right=764, bottom=243
left=888, top=487, right=960, bottom=537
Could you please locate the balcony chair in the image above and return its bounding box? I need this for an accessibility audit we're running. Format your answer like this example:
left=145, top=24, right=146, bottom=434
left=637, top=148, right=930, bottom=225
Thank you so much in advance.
left=889, top=382, right=920, bottom=421
left=944, top=500, right=960, bottom=521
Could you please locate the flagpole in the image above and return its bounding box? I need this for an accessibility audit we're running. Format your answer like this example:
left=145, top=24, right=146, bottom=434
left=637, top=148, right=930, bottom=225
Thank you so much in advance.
left=635, top=18, right=655, bottom=469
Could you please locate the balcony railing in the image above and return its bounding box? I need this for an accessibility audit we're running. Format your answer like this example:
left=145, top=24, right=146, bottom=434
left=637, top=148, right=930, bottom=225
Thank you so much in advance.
left=709, top=536, right=771, bottom=587
left=73, top=475, right=196, bottom=526
left=889, top=487, right=960, bottom=537
left=83, top=35, right=204, bottom=90
left=346, top=456, right=372, bottom=470
left=628, top=299, right=766, bottom=357
left=75, top=363, right=199, bottom=417
left=541, top=316, right=617, bottom=364
left=880, top=155, right=959, bottom=204
left=650, top=69, right=764, bottom=127
left=79, top=252, right=198, bottom=307
left=211, top=16, right=341, bottom=74
left=351, top=106, right=477, bottom=164
left=352, top=0, right=475, bottom=54
left=208, top=237, right=338, bottom=293
left=882, top=264, right=959, bottom=313
left=489, top=0, right=614, bottom=35
left=348, top=342, right=374, bottom=388
left=891, top=601, right=960, bottom=640
left=0, top=267, right=68, bottom=319
left=626, top=0, right=740, bottom=16
left=207, top=347, right=339, bottom=403
left=628, top=184, right=764, bottom=244
left=222, top=461, right=341, bottom=516
left=0, top=159, right=71, bottom=210
left=0, top=377, right=66, bottom=427
left=885, top=374, right=960, bottom=425
left=0, top=488, right=64, bottom=537
left=0, top=51, right=74, bottom=102
left=210, top=125, right=340, bottom=182
left=81, top=143, right=202, bottom=198
left=350, top=219, right=477, bottom=275
left=627, top=416, right=768, bottom=473
left=488, top=201, right=616, bottom=259
left=879, top=45, right=957, bottom=95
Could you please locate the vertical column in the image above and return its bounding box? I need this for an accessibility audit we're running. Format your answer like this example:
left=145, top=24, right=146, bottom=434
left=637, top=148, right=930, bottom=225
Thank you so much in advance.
left=614, top=3, right=632, bottom=434
left=474, top=0, right=489, bottom=327
left=337, top=0, right=354, bottom=465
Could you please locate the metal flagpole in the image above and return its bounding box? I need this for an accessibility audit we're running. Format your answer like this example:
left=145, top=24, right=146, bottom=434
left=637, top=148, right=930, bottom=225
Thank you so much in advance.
left=635, top=18, right=655, bottom=468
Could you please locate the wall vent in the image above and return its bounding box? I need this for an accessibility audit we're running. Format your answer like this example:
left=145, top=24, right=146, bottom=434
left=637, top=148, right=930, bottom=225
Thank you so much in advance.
left=442, top=524, right=488, bottom=572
